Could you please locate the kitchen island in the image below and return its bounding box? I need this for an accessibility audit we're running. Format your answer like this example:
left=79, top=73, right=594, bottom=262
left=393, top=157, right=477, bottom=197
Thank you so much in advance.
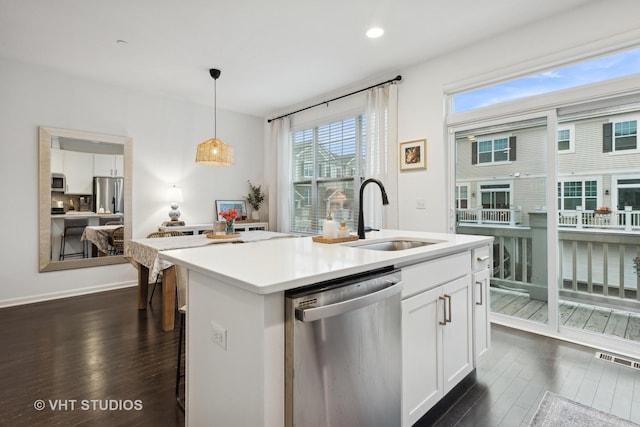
left=159, top=229, right=493, bottom=427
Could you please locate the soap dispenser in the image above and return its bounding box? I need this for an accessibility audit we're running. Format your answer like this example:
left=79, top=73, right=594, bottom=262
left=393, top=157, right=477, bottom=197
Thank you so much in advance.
left=322, top=211, right=338, bottom=239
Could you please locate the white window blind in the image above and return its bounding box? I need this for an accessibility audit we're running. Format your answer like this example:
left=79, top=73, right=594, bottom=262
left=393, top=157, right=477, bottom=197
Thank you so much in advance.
left=290, top=116, right=365, bottom=234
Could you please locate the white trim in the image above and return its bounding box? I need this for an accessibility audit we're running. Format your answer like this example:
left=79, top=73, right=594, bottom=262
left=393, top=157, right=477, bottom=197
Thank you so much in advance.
left=0, top=280, right=136, bottom=308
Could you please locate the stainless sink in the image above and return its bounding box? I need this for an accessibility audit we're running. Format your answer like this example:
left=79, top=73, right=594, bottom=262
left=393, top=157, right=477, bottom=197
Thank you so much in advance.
left=352, top=239, right=441, bottom=251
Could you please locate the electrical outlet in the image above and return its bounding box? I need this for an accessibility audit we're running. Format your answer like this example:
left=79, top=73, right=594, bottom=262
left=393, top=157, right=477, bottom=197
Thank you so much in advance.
left=210, top=320, right=227, bottom=350
left=416, top=198, right=426, bottom=209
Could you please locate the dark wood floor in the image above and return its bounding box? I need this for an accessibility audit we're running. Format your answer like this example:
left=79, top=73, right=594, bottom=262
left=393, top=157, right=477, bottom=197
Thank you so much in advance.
left=2, top=287, right=639, bottom=427
left=0, top=286, right=184, bottom=426
left=434, top=324, right=640, bottom=426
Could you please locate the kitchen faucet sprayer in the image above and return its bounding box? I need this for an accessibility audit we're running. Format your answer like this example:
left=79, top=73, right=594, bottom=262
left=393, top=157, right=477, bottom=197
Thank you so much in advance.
left=357, top=178, right=389, bottom=239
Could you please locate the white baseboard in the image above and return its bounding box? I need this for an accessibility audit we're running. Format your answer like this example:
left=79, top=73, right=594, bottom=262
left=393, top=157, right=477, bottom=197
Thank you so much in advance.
left=0, top=280, right=137, bottom=308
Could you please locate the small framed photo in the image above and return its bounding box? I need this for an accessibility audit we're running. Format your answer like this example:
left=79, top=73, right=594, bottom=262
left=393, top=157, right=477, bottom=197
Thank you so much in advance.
left=400, top=139, right=427, bottom=171
left=215, top=200, right=247, bottom=220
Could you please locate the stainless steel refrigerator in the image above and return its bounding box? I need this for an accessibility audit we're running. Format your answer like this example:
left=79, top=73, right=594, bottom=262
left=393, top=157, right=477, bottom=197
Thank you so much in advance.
left=93, top=176, right=124, bottom=214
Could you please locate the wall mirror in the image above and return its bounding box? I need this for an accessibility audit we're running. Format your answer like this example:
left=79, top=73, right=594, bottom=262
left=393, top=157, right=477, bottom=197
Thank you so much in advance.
left=39, top=126, right=132, bottom=272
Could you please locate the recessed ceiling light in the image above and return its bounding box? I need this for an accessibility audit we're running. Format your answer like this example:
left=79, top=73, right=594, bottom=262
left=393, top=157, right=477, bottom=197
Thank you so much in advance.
left=366, top=27, right=384, bottom=39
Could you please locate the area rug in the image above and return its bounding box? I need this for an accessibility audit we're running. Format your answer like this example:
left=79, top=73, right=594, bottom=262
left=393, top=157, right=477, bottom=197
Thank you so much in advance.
left=529, top=391, right=639, bottom=427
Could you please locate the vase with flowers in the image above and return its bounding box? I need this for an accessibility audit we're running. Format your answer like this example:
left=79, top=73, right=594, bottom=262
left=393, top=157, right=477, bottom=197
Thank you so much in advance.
left=220, top=208, right=238, bottom=234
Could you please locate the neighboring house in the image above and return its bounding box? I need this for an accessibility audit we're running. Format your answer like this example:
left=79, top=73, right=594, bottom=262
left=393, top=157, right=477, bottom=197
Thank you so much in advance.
left=456, top=110, right=640, bottom=227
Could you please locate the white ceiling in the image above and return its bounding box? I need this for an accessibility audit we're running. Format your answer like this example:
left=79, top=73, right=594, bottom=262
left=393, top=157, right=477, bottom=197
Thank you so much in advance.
left=0, top=0, right=594, bottom=118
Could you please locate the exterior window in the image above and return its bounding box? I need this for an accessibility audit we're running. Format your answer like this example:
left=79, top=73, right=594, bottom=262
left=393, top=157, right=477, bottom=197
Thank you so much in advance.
left=479, top=183, right=511, bottom=209
left=615, top=177, right=640, bottom=210
left=558, top=124, right=575, bottom=153
left=557, top=180, right=597, bottom=210
left=472, top=135, right=515, bottom=164
left=614, top=120, right=637, bottom=151
left=456, top=184, right=469, bottom=209
left=302, top=161, right=313, bottom=178
left=478, top=138, right=508, bottom=163
left=290, top=116, right=365, bottom=234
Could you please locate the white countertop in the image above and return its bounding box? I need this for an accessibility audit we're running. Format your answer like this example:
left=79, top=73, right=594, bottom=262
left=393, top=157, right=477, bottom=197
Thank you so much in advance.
left=159, top=229, right=493, bottom=295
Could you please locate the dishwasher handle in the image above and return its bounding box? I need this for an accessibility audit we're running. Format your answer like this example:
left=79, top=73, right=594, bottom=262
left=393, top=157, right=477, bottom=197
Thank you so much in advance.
left=295, top=279, right=403, bottom=322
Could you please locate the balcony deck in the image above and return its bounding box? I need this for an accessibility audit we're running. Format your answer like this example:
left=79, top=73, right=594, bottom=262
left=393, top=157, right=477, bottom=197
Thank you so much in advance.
left=491, top=287, right=640, bottom=342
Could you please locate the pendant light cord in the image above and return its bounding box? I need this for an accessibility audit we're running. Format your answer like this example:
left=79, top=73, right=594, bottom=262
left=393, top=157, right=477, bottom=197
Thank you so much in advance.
left=213, top=77, right=217, bottom=138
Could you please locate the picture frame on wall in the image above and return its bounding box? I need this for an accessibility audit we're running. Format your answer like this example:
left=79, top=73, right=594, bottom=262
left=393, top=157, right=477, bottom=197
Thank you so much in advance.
left=215, top=200, right=247, bottom=220
left=399, top=139, right=427, bottom=171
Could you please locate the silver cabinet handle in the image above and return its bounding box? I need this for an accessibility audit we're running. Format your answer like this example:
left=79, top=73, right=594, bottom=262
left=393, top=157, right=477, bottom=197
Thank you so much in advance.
left=439, top=294, right=452, bottom=325
left=445, top=294, right=452, bottom=324
left=476, top=281, right=483, bottom=305
left=439, top=295, right=447, bottom=325
left=477, top=255, right=490, bottom=261
left=295, top=280, right=403, bottom=322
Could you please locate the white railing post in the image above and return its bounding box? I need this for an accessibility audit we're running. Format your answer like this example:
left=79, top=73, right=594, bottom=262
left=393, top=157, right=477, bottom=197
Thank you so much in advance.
left=625, top=209, right=632, bottom=232
left=509, top=208, right=516, bottom=226
left=576, top=206, right=583, bottom=229
left=477, top=207, right=483, bottom=225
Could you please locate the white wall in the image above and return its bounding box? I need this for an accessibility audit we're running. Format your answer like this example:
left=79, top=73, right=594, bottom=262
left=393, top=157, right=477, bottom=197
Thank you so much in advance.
left=0, top=58, right=263, bottom=305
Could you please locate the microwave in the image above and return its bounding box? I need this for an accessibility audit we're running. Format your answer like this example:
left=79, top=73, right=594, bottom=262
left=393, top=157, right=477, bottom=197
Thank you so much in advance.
left=51, top=173, right=66, bottom=192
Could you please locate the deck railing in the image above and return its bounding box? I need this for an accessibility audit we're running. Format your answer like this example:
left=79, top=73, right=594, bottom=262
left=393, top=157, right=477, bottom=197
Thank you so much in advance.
left=457, top=207, right=523, bottom=226
left=458, top=221, right=640, bottom=311
left=558, top=208, right=640, bottom=232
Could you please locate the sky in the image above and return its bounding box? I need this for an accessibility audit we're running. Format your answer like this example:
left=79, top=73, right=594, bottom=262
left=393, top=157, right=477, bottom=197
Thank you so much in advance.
left=454, top=48, right=640, bottom=112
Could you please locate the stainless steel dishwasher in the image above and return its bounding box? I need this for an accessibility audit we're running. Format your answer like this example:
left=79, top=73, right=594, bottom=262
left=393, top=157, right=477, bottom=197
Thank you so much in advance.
left=285, top=267, right=402, bottom=427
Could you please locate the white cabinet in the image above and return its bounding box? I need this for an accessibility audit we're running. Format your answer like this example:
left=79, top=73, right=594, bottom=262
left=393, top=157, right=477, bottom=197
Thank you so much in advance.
left=51, top=147, right=64, bottom=174
left=473, top=267, right=491, bottom=363
left=472, top=243, right=492, bottom=364
left=63, top=150, right=93, bottom=194
left=401, top=255, right=473, bottom=427
left=94, top=154, right=123, bottom=177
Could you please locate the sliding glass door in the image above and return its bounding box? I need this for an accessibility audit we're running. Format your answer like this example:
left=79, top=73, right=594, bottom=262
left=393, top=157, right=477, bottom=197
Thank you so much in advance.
left=454, top=113, right=554, bottom=329
left=556, top=102, right=640, bottom=349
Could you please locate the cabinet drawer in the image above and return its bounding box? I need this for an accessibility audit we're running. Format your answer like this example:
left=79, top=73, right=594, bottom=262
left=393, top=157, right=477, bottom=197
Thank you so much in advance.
left=472, top=244, right=491, bottom=272
left=402, top=251, right=471, bottom=299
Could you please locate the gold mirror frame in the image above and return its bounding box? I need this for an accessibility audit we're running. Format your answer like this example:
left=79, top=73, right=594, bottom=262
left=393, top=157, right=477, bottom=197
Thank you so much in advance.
left=38, top=126, right=133, bottom=272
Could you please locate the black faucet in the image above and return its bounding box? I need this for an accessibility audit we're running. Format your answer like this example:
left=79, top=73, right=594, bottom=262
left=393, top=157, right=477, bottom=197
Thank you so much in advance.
left=357, top=178, right=389, bottom=239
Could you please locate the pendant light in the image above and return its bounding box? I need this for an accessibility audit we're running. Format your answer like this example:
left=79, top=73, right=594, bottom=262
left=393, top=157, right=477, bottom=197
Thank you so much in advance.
left=195, top=68, right=234, bottom=166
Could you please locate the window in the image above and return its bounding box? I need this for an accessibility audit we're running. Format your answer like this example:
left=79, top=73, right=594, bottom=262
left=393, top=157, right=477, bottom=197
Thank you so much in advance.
left=472, top=135, right=515, bottom=164
left=615, top=176, right=640, bottom=210
left=603, top=118, right=638, bottom=153
left=557, top=180, right=597, bottom=210
left=290, top=116, right=365, bottom=234
left=453, top=47, right=640, bottom=113
left=614, top=120, right=637, bottom=151
left=557, top=124, right=575, bottom=152
left=479, top=183, right=511, bottom=209
left=456, top=184, right=469, bottom=209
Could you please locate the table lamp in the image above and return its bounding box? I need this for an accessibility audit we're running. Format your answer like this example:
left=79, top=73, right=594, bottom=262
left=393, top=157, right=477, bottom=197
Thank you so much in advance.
left=167, top=185, right=184, bottom=222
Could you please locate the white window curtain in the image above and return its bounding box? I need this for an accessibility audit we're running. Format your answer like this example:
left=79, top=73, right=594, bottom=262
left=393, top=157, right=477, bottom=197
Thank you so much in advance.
left=265, top=116, right=291, bottom=232
left=363, top=83, right=399, bottom=230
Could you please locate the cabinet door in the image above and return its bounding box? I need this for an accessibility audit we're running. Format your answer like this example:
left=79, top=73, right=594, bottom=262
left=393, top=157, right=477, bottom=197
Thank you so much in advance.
left=402, top=286, right=443, bottom=427
left=51, top=148, right=64, bottom=174
left=64, top=150, right=93, bottom=194
left=113, top=154, right=123, bottom=176
left=441, top=275, right=473, bottom=394
left=93, top=153, right=112, bottom=176
left=473, top=267, right=491, bottom=364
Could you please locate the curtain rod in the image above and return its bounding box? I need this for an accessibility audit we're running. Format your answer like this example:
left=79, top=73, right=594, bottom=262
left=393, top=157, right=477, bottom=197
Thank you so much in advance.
left=267, top=75, right=402, bottom=123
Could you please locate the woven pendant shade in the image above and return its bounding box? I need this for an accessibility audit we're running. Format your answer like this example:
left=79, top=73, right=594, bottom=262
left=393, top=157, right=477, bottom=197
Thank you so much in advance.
left=196, top=68, right=234, bottom=166
left=195, top=137, right=233, bottom=166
